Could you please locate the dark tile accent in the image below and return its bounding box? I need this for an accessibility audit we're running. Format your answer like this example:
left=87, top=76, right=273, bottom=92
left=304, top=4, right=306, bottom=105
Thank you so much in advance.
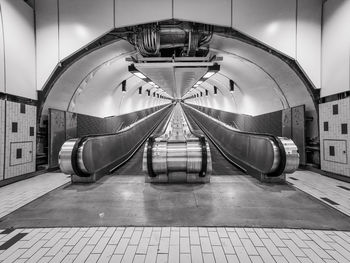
left=16, top=148, right=22, bottom=159
left=12, top=122, right=18, bottom=133
left=321, top=197, right=339, bottom=205
left=20, top=103, right=26, bottom=114
left=329, top=146, right=335, bottom=156
left=0, top=92, right=37, bottom=106
left=338, top=185, right=350, bottom=191
left=30, top=126, right=34, bottom=136
left=0, top=228, right=15, bottom=234
left=289, top=177, right=298, bottom=181
left=341, top=123, right=348, bottom=134
left=323, top=121, right=328, bottom=131
left=0, top=233, right=27, bottom=250
left=333, top=104, right=338, bottom=115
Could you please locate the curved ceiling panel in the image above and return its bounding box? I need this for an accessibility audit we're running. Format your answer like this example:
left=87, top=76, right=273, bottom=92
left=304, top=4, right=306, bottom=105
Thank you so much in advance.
left=43, top=40, right=135, bottom=117
left=209, top=34, right=315, bottom=113
left=43, top=30, right=316, bottom=128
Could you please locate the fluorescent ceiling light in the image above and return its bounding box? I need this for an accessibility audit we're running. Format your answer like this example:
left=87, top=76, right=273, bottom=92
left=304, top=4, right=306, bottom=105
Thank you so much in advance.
left=134, top=72, right=147, bottom=79
left=149, top=82, right=155, bottom=85
left=203, top=71, right=215, bottom=79
left=196, top=81, right=203, bottom=85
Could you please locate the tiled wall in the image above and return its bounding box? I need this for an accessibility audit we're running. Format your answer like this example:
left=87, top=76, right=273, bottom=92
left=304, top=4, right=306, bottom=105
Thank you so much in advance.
left=0, top=100, right=5, bottom=180
left=319, top=98, right=350, bottom=177
left=0, top=100, right=36, bottom=180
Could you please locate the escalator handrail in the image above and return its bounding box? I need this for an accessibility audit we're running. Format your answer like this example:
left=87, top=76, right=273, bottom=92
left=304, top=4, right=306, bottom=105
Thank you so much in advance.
left=71, top=105, right=173, bottom=177
left=182, top=103, right=288, bottom=176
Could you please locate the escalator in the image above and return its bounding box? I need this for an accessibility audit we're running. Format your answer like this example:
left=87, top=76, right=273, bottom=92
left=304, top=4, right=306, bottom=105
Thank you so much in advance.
left=182, top=103, right=299, bottom=180
left=58, top=104, right=173, bottom=182
left=59, top=102, right=299, bottom=182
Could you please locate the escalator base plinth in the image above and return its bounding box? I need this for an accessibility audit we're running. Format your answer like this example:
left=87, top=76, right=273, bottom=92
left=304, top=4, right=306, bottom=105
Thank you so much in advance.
left=258, top=173, right=286, bottom=183
left=71, top=174, right=96, bottom=183
left=145, top=172, right=210, bottom=183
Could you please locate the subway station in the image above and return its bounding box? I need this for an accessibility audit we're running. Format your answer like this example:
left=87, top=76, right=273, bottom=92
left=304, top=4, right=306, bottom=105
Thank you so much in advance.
left=0, top=0, right=350, bottom=262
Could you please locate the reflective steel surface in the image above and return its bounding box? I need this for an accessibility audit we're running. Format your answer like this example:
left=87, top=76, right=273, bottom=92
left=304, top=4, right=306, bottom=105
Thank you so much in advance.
left=58, top=106, right=172, bottom=177
left=143, top=104, right=212, bottom=182
left=183, top=104, right=299, bottom=176
left=278, top=137, right=300, bottom=173
left=58, top=138, right=78, bottom=175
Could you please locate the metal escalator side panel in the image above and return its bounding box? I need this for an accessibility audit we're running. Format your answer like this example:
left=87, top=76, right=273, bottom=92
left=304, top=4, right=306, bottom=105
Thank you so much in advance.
left=59, top=106, right=173, bottom=178
left=183, top=105, right=285, bottom=175
left=80, top=109, right=171, bottom=175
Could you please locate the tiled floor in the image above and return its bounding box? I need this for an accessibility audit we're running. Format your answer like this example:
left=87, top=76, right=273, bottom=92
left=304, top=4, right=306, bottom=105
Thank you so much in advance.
left=0, top=226, right=350, bottom=263
left=286, top=171, right=350, bottom=217
left=0, top=171, right=349, bottom=262
left=0, top=173, right=70, bottom=219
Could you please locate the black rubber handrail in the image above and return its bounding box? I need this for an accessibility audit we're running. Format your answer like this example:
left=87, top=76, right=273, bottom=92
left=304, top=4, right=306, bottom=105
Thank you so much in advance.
left=182, top=104, right=287, bottom=177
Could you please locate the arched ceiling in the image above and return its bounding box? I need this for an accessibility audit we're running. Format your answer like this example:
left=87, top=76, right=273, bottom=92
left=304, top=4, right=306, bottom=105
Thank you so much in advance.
left=184, top=34, right=316, bottom=116
left=42, top=30, right=316, bottom=123
left=42, top=39, right=171, bottom=119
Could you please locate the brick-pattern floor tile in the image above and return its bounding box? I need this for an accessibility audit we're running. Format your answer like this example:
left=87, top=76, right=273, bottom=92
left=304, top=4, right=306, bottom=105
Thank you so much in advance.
left=0, top=227, right=348, bottom=262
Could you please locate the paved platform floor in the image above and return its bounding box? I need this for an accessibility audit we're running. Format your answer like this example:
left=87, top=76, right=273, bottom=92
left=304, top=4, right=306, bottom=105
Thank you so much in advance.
left=286, top=171, right=350, bottom=217
left=0, top=226, right=349, bottom=263
left=0, top=145, right=349, bottom=261
left=0, top=174, right=349, bottom=230
left=0, top=173, right=71, bottom=219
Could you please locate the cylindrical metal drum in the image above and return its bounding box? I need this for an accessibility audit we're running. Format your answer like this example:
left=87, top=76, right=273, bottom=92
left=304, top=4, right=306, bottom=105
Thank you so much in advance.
left=144, top=138, right=209, bottom=177
left=268, top=138, right=281, bottom=173
left=167, top=142, right=188, bottom=171
left=152, top=141, right=168, bottom=174
left=278, top=137, right=299, bottom=173
left=58, top=139, right=78, bottom=175
left=77, top=140, right=89, bottom=174
left=186, top=140, right=202, bottom=173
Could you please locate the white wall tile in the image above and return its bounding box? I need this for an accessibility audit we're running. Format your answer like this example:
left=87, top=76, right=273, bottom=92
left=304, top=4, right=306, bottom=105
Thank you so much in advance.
left=319, top=98, right=350, bottom=177
left=4, top=101, right=36, bottom=179
left=0, top=99, right=5, bottom=180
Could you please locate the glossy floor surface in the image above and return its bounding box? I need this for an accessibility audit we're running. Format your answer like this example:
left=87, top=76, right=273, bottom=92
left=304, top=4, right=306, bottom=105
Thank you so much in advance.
left=0, top=143, right=349, bottom=230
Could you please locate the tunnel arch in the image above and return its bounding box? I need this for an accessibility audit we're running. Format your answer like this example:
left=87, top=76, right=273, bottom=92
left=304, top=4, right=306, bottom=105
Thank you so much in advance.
left=38, top=21, right=319, bottom=143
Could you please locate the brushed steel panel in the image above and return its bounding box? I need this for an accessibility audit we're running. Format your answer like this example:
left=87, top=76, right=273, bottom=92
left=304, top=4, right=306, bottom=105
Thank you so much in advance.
left=292, top=105, right=305, bottom=165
